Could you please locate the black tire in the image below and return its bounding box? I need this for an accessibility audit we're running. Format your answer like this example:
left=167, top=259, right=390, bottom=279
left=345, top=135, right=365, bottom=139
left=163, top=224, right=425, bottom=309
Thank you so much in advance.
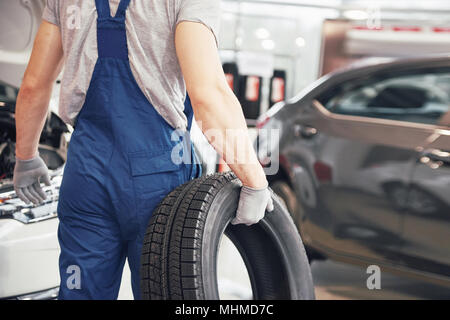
left=140, top=172, right=315, bottom=300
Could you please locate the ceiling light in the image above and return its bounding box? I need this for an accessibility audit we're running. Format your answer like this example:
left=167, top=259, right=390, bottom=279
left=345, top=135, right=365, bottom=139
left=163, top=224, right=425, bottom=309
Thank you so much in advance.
left=255, top=28, right=270, bottom=39
left=295, top=37, right=306, bottom=47
left=343, top=10, right=369, bottom=20
left=261, top=39, right=275, bottom=50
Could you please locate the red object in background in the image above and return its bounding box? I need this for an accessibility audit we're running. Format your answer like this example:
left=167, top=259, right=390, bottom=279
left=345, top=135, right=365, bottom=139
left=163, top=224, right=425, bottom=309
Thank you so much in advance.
left=271, top=77, right=285, bottom=103
left=351, top=25, right=425, bottom=32
left=351, top=25, right=384, bottom=31
left=223, top=63, right=239, bottom=94
left=0, top=195, right=11, bottom=203
left=225, top=73, right=234, bottom=90
left=433, top=27, right=450, bottom=33
left=313, top=161, right=332, bottom=183
left=392, top=26, right=422, bottom=32
left=238, top=75, right=263, bottom=120
left=245, top=76, right=261, bottom=102
left=270, top=70, right=286, bottom=106
left=256, top=115, right=270, bottom=129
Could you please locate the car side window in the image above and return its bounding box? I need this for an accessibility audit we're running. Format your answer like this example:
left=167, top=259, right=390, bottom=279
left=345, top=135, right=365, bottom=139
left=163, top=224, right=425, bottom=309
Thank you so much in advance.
left=323, top=69, right=450, bottom=127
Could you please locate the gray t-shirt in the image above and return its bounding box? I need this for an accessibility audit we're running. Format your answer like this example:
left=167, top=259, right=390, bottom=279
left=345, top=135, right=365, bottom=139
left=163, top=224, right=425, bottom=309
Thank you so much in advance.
left=43, top=0, right=221, bottom=130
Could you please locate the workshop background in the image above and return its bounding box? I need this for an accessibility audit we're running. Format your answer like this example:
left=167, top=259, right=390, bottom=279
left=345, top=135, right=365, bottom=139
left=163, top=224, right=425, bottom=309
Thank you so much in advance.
left=0, top=0, right=449, bottom=300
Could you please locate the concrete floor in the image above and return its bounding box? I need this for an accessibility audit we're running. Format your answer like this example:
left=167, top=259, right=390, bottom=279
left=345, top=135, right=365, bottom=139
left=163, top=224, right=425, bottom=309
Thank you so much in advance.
left=118, top=252, right=450, bottom=300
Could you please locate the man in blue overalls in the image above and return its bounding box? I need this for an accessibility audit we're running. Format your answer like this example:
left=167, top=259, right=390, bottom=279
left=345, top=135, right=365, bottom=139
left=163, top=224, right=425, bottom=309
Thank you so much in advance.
left=14, top=0, right=273, bottom=300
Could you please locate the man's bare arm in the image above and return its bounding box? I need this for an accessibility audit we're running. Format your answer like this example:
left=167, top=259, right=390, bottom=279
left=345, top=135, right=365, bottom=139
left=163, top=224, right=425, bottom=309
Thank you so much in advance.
left=175, top=21, right=267, bottom=189
left=15, top=21, right=64, bottom=160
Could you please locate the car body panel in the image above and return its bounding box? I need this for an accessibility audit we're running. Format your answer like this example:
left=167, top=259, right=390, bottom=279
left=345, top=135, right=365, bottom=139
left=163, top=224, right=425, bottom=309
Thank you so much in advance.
left=284, top=101, right=422, bottom=265
left=401, top=134, right=450, bottom=277
left=0, top=218, right=60, bottom=298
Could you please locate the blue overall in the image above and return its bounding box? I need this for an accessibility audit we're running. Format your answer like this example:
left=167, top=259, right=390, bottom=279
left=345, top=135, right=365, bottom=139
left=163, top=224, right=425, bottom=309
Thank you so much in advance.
left=57, top=0, right=200, bottom=300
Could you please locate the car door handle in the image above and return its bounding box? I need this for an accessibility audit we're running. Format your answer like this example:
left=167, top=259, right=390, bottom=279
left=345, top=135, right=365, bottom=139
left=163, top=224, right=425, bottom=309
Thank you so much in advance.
left=420, top=149, right=450, bottom=167
left=294, top=124, right=318, bottom=139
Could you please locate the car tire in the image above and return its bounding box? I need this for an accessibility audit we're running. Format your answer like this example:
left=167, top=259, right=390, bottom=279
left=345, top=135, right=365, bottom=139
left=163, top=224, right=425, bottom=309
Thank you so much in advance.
left=270, top=180, right=324, bottom=262
left=140, top=172, right=315, bottom=300
left=270, top=180, right=299, bottom=220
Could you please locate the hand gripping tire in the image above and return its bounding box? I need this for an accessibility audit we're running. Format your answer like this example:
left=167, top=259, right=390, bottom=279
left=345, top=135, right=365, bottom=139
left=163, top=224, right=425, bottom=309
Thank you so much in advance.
left=140, top=172, right=315, bottom=300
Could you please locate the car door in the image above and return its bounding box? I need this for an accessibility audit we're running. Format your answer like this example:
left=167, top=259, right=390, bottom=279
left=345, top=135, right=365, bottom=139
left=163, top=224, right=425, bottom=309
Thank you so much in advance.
left=304, top=65, right=449, bottom=266
left=401, top=114, right=450, bottom=279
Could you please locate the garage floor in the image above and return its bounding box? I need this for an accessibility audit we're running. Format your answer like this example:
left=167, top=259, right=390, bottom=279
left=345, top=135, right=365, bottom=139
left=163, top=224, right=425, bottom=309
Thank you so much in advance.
left=310, top=260, right=450, bottom=300
left=117, top=259, right=450, bottom=300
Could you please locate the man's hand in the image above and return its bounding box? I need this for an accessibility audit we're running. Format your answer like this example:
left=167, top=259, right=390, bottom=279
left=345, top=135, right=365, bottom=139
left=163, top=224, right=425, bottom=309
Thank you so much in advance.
left=13, top=155, right=51, bottom=205
left=232, top=185, right=274, bottom=226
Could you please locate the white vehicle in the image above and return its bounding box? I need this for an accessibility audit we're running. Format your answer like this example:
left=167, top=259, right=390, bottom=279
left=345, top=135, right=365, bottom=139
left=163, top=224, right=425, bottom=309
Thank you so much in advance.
left=0, top=80, right=69, bottom=299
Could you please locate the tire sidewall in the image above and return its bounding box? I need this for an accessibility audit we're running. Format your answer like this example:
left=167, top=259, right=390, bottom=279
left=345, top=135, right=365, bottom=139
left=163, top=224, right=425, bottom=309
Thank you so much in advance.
left=200, top=179, right=315, bottom=300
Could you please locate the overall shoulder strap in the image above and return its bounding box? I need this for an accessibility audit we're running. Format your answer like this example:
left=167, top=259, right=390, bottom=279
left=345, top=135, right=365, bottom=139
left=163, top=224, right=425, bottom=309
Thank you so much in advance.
left=115, top=0, right=131, bottom=19
left=95, top=0, right=111, bottom=19
left=95, top=0, right=131, bottom=19
left=95, top=0, right=131, bottom=59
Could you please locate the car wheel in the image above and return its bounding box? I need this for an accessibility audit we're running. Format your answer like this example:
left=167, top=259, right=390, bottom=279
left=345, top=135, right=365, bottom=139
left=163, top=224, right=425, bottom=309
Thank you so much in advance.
left=270, top=180, right=324, bottom=262
left=270, top=180, right=299, bottom=219
left=140, top=172, right=315, bottom=300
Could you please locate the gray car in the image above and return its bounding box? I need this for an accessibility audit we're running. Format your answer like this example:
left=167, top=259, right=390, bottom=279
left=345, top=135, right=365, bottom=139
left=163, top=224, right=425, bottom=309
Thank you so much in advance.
left=257, top=56, right=450, bottom=287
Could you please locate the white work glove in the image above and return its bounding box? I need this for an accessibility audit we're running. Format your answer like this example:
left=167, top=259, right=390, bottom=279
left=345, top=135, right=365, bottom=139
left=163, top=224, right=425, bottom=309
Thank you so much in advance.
left=13, top=155, right=51, bottom=205
left=231, top=185, right=274, bottom=226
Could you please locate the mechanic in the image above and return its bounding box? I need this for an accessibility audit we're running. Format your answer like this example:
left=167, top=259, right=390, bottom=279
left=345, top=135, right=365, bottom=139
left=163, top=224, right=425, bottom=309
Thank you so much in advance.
left=13, top=0, right=273, bottom=300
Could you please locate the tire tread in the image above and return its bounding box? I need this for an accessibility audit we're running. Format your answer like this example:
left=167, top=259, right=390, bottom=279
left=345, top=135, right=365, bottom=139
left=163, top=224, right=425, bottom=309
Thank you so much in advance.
left=141, top=172, right=236, bottom=300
